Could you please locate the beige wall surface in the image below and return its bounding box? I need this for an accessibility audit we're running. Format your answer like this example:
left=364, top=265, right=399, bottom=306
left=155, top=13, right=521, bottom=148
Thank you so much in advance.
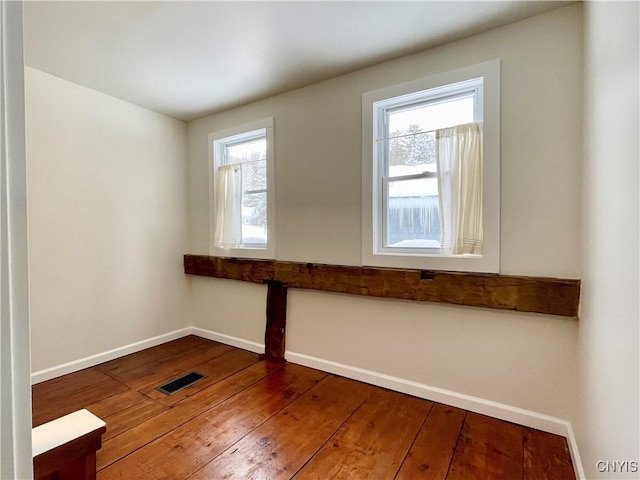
left=187, top=5, right=583, bottom=419
left=288, top=290, right=579, bottom=416
left=23, top=3, right=639, bottom=474
left=190, top=276, right=267, bottom=345
left=576, top=2, right=640, bottom=478
left=26, top=67, right=190, bottom=372
left=188, top=5, right=583, bottom=278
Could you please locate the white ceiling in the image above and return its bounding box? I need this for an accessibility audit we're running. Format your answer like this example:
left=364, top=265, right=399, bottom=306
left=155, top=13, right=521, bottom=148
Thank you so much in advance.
left=24, top=1, right=571, bottom=121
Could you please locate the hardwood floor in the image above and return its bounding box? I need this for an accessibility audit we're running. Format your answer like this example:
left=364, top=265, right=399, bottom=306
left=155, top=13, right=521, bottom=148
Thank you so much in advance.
left=32, top=336, right=575, bottom=480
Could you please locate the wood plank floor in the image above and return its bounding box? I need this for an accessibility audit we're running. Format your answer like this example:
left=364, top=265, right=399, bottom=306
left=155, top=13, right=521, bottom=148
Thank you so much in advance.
left=32, top=336, right=575, bottom=480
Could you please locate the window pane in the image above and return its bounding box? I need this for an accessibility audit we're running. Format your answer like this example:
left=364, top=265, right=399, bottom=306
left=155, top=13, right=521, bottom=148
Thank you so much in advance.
left=242, top=159, right=266, bottom=192
left=241, top=191, right=267, bottom=245
left=386, top=177, right=440, bottom=248
left=226, top=138, right=266, bottom=165
left=388, top=95, right=474, bottom=133
left=386, top=131, right=436, bottom=177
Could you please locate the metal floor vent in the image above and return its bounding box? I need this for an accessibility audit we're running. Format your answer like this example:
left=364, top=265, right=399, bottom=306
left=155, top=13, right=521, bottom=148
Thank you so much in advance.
left=157, top=372, right=206, bottom=395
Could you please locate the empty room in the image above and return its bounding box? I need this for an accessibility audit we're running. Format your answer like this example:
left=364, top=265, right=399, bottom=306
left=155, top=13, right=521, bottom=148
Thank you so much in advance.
left=1, top=1, right=638, bottom=479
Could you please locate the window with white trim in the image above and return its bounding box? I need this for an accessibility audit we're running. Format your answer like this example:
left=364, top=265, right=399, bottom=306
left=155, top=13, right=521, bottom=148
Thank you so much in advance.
left=209, top=118, right=275, bottom=259
left=362, top=60, right=500, bottom=273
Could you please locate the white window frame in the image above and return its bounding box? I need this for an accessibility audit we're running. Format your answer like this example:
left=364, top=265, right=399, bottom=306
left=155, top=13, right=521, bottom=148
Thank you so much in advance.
left=362, top=59, right=501, bottom=273
left=209, top=117, right=275, bottom=259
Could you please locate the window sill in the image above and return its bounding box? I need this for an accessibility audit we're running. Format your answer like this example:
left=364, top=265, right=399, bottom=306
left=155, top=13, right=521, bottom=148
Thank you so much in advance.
left=362, top=250, right=499, bottom=274
left=210, top=246, right=274, bottom=261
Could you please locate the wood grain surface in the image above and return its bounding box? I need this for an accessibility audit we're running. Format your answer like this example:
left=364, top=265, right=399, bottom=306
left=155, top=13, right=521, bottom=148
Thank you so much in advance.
left=32, top=336, right=576, bottom=480
left=184, top=254, right=580, bottom=317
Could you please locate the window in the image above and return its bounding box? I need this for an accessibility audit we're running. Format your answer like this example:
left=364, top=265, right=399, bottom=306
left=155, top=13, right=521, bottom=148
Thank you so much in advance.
left=362, top=60, right=500, bottom=273
left=209, top=118, right=275, bottom=259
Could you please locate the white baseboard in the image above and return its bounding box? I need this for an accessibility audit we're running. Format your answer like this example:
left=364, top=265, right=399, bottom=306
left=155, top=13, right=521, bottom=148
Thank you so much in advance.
left=286, top=351, right=585, bottom=477
left=30, top=328, right=192, bottom=384
left=286, top=350, right=585, bottom=477
left=189, top=327, right=264, bottom=355
left=565, top=423, right=586, bottom=480
left=29, top=327, right=584, bottom=478
left=285, top=350, right=574, bottom=436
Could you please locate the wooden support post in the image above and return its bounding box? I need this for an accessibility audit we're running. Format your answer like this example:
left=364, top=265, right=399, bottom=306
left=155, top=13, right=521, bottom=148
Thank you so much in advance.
left=262, top=280, right=288, bottom=362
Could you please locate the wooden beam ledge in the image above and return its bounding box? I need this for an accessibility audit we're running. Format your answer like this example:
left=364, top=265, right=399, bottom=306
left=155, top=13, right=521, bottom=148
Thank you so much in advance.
left=184, top=254, right=580, bottom=318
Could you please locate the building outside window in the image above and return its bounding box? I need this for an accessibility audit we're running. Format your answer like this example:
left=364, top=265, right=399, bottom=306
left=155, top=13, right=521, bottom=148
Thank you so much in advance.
left=362, top=60, right=500, bottom=273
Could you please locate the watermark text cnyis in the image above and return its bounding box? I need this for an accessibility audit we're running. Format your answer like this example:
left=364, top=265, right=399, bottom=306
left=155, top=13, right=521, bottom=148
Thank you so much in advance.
left=596, top=460, right=639, bottom=473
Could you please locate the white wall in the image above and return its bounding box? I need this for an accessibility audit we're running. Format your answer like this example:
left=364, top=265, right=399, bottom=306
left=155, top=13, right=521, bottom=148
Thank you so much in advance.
left=187, top=5, right=582, bottom=420
left=25, top=67, right=190, bottom=372
left=575, top=2, right=639, bottom=479
left=1, top=2, right=33, bottom=477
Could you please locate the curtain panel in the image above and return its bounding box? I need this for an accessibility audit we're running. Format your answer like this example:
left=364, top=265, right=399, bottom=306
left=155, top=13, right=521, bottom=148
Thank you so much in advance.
left=213, top=164, right=243, bottom=248
left=436, top=122, right=483, bottom=255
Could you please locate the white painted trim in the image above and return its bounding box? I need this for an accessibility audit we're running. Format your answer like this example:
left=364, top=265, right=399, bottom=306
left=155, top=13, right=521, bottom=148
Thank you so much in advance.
left=30, top=328, right=192, bottom=384
left=32, top=409, right=106, bottom=458
left=286, top=349, right=581, bottom=479
left=565, top=423, right=586, bottom=480
left=1, top=1, right=33, bottom=478
left=286, top=350, right=570, bottom=437
left=29, top=326, right=265, bottom=385
left=189, top=327, right=264, bottom=355
left=361, top=59, right=501, bottom=273
left=208, top=117, right=276, bottom=260
left=29, top=324, right=583, bottom=477
left=28, top=325, right=584, bottom=476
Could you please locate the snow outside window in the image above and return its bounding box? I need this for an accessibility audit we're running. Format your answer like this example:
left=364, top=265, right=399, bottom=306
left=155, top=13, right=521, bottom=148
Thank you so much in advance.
left=362, top=60, right=500, bottom=273
left=209, top=118, right=275, bottom=259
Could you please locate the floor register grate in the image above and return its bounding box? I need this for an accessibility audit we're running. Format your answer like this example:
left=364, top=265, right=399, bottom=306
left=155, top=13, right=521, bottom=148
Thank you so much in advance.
left=156, top=371, right=206, bottom=395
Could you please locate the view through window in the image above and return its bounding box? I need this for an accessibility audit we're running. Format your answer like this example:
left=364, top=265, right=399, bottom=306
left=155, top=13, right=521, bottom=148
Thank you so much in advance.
left=376, top=79, right=483, bottom=255
left=384, top=92, right=477, bottom=249
left=210, top=117, right=274, bottom=259
left=223, top=135, right=268, bottom=246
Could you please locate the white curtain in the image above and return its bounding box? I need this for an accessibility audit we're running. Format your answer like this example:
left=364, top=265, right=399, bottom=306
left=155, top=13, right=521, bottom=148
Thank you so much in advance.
left=213, top=164, right=243, bottom=248
left=436, top=122, right=483, bottom=255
